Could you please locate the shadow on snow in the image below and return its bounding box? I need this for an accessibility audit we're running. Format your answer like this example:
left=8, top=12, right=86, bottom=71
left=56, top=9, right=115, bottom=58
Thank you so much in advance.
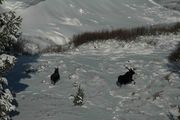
left=7, top=55, right=39, bottom=93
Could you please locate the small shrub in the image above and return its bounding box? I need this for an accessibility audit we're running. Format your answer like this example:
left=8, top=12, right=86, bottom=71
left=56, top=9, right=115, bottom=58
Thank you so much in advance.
left=167, top=106, right=180, bottom=120
left=73, top=85, right=85, bottom=106
left=167, top=112, right=177, bottom=120
left=178, top=106, right=180, bottom=120
left=41, top=45, right=63, bottom=53
left=0, top=0, right=5, bottom=4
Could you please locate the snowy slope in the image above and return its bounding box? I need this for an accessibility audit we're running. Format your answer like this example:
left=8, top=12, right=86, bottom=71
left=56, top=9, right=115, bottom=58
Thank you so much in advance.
left=3, top=0, right=180, bottom=45
left=7, top=34, right=180, bottom=120
left=154, top=0, right=180, bottom=11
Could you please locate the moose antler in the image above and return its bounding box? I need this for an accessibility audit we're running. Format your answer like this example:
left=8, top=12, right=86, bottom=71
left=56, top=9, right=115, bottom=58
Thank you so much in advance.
left=124, top=65, right=136, bottom=71
left=124, top=65, right=130, bottom=70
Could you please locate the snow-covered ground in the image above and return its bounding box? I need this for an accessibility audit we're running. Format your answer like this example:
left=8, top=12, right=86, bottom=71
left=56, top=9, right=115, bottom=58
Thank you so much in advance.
left=3, top=0, right=180, bottom=46
left=7, top=34, right=180, bottom=120
left=2, top=0, right=180, bottom=120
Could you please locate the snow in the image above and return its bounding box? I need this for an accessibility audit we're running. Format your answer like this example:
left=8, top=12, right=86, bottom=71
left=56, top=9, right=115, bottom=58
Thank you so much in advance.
left=7, top=33, right=180, bottom=120
left=3, top=0, right=180, bottom=47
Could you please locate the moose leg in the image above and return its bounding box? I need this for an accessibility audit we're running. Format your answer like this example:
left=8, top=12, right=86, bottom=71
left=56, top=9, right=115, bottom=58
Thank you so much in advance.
left=51, top=81, right=55, bottom=85
left=116, top=81, right=122, bottom=87
left=133, top=81, right=136, bottom=85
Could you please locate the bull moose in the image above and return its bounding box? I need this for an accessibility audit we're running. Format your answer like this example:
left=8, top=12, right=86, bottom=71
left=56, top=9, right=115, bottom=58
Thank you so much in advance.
left=116, top=67, right=136, bottom=87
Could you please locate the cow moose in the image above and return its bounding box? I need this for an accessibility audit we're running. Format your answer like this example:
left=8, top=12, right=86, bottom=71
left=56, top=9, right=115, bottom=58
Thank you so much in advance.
left=50, top=67, right=60, bottom=85
left=116, top=67, right=136, bottom=87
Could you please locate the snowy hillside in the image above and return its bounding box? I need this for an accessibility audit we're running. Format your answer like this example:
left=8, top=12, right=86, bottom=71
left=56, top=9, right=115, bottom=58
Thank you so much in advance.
left=3, top=0, right=180, bottom=46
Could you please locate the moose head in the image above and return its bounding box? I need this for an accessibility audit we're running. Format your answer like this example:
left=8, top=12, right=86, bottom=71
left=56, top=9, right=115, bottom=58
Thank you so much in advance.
left=116, top=66, right=136, bottom=87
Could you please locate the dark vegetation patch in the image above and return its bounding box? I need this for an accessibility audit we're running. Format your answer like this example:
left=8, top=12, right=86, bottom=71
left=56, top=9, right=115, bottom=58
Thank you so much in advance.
left=72, top=22, right=180, bottom=47
left=41, top=45, right=65, bottom=53
left=13, top=40, right=27, bottom=55
left=168, top=42, right=180, bottom=63
left=167, top=106, right=180, bottom=120
left=168, top=42, right=180, bottom=75
left=13, top=22, right=180, bottom=55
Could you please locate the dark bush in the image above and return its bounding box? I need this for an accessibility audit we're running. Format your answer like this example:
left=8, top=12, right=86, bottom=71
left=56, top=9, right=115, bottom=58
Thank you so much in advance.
left=0, top=0, right=4, bottom=4
left=167, top=106, right=180, bottom=120
left=168, top=42, right=180, bottom=63
left=41, top=45, right=63, bottom=53
left=73, top=85, right=85, bottom=106
left=72, top=22, right=180, bottom=47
